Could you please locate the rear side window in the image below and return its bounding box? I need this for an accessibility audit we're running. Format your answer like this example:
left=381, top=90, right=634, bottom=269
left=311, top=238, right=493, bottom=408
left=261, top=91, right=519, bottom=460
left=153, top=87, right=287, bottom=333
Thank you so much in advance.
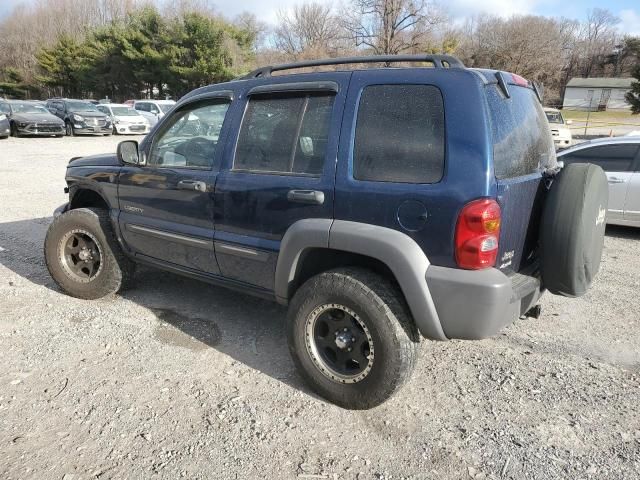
left=562, top=144, right=639, bottom=172
left=488, top=85, right=555, bottom=179
left=234, top=94, right=334, bottom=176
left=353, top=85, right=445, bottom=183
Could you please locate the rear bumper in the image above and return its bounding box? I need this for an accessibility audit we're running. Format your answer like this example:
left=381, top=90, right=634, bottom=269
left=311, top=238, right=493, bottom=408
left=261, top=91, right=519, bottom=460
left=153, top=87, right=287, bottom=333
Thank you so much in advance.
left=426, top=266, right=543, bottom=340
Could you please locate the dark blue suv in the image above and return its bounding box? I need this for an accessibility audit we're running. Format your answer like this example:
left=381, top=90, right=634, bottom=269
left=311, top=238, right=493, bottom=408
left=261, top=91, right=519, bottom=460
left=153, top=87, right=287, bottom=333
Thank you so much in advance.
left=44, top=55, right=608, bottom=409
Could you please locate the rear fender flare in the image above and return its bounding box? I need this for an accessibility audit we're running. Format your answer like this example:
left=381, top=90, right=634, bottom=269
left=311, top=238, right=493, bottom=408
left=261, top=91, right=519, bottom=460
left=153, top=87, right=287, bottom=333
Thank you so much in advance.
left=275, top=219, right=447, bottom=340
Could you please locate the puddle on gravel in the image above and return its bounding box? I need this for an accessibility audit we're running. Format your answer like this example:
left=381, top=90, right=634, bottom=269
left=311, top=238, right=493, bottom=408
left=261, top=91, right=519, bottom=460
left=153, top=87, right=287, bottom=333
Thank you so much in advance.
left=152, top=308, right=221, bottom=351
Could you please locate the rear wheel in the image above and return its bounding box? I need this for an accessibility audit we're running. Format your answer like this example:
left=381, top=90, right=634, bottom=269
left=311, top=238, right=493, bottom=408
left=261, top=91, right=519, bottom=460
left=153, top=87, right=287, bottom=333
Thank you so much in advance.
left=44, top=208, right=135, bottom=299
left=287, top=268, right=419, bottom=409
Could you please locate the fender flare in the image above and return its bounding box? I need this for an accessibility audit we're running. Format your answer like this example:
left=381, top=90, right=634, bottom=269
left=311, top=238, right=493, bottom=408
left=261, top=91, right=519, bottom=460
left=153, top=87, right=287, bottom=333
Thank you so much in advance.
left=275, top=219, right=447, bottom=340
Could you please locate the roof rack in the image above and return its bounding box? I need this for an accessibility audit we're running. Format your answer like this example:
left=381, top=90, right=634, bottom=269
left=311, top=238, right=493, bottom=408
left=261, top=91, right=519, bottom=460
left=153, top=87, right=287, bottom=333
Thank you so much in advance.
left=241, top=54, right=465, bottom=79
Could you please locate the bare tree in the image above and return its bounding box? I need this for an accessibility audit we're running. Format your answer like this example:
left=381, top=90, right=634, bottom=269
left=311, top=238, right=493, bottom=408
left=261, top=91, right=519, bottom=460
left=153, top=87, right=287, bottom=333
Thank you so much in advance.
left=579, top=8, right=620, bottom=77
left=342, top=0, right=445, bottom=55
left=234, top=12, right=269, bottom=52
left=273, top=2, right=344, bottom=60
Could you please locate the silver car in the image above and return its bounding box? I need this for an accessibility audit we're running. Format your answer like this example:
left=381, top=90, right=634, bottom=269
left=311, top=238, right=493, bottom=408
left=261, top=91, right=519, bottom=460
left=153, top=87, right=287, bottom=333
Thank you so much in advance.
left=557, top=137, right=640, bottom=227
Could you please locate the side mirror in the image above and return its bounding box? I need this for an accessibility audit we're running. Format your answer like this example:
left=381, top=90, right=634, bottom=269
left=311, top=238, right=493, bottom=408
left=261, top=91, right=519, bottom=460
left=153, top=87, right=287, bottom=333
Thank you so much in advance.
left=566, top=120, right=573, bottom=125
left=557, top=160, right=565, bottom=169
left=117, top=140, right=142, bottom=166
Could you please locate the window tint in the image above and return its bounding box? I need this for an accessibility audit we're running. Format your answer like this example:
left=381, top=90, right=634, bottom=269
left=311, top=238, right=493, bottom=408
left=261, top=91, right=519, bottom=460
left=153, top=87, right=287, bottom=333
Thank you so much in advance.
left=135, top=103, right=148, bottom=112
left=353, top=85, right=445, bottom=184
left=0, top=103, right=10, bottom=114
left=149, top=104, right=160, bottom=113
left=148, top=101, right=230, bottom=169
left=562, top=144, right=639, bottom=172
left=234, top=94, right=334, bottom=175
left=488, top=85, right=556, bottom=179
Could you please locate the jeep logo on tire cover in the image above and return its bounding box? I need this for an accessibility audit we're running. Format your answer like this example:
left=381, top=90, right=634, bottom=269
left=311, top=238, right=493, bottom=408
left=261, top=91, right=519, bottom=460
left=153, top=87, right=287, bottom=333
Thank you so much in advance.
left=595, top=206, right=606, bottom=226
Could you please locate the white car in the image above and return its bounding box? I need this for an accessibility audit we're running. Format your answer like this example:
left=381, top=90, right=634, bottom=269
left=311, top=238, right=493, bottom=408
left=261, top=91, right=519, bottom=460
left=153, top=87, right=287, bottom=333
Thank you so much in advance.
left=96, top=104, right=150, bottom=135
left=557, top=137, right=640, bottom=227
left=544, top=107, right=573, bottom=149
left=133, top=99, right=176, bottom=127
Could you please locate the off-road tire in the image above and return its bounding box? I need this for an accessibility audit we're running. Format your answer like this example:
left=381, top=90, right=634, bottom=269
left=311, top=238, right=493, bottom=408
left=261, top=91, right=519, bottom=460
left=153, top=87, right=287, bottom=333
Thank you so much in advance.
left=287, top=267, right=419, bottom=409
left=44, top=208, right=135, bottom=299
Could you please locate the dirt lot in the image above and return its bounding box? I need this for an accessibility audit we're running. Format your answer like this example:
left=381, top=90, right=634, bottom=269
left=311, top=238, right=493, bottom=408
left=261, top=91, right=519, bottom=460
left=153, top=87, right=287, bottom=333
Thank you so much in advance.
left=1, top=136, right=639, bottom=480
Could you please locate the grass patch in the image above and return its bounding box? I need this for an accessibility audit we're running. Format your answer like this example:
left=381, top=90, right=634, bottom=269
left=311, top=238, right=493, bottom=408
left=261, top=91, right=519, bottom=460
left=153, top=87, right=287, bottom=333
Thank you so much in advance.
left=562, top=110, right=637, bottom=121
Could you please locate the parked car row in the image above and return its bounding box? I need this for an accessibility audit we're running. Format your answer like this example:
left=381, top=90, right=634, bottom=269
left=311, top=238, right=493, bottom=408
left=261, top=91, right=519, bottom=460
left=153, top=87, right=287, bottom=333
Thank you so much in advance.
left=0, top=98, right=176, bottom=139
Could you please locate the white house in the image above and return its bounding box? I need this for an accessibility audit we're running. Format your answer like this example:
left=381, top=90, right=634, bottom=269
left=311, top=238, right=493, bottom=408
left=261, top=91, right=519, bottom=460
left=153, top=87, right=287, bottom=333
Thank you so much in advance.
left=562, top=77, right=634, bottom=111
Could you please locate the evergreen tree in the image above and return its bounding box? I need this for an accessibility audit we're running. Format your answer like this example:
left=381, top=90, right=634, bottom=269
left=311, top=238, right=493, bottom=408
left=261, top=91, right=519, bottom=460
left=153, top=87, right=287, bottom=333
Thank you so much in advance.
left=626, top=65, right=640, bottom=114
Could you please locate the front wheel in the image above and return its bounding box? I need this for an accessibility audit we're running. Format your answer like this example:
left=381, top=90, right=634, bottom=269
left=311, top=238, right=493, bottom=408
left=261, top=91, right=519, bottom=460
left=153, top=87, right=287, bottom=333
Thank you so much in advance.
left=65, top=122, right=74, bottom=137
left=10, top=122, right=20, bottom=137
left=287, top=268, right=419, bottom=409
left=44, top=208, right=135, bottom=299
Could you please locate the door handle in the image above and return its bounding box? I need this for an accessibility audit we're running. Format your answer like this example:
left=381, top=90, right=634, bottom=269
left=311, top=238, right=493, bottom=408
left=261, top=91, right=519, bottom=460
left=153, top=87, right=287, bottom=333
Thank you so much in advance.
left=287, top=189, right=325, bottom=205
left=177, top=180, right=207, bottom=192
left=608, top=177, right=626, bottom=184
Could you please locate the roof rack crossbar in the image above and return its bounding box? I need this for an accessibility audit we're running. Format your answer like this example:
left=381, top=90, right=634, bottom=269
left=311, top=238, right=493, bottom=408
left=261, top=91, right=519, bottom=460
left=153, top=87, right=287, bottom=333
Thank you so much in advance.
left=241, top=54, right=465, bottom=79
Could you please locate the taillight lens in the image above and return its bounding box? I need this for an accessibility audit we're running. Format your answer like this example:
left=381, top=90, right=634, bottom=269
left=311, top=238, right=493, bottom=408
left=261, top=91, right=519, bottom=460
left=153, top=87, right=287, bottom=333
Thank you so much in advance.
left=455, top=199, right=501, bottom=270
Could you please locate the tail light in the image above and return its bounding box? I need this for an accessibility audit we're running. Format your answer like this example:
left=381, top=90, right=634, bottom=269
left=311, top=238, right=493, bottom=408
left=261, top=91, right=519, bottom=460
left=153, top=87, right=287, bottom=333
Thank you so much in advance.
left=455, top=198, right=501, bottom=270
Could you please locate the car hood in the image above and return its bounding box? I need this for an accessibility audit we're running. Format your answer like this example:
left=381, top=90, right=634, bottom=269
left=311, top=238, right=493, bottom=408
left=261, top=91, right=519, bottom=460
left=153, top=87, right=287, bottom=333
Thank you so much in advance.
left=70, top=110, right=106, bottom=118
left=68, top=153, right=120, bottom=168
left=12, top=112, right=64, bottom=124
left=115, top=114, right=148, bottom=123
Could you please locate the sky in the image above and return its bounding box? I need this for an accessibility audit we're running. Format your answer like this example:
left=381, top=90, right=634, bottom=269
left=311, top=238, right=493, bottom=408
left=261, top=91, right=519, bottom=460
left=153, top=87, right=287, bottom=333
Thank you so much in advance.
left=1, top=0, right=639, bottom=35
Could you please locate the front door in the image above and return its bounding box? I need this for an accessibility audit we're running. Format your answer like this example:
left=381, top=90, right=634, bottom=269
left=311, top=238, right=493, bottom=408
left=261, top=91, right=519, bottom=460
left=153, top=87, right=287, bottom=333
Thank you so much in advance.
left=118, top=97, right=232, bottom=274
left=213, top=75, right=349, bottom=291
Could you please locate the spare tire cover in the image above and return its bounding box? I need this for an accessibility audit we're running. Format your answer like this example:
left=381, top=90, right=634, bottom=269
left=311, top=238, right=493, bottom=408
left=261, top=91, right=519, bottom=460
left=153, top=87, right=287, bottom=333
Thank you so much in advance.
left=540, top=163, right=608, bottom=297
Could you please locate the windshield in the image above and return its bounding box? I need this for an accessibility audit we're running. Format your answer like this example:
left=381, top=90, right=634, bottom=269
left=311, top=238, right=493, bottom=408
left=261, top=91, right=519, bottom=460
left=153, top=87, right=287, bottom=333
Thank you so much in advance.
left=11, top=102, right=49, bottom=114
left=67, top=101, right=99, bottom=112
left=111, top=107, right=138, bottom=116
left=159, top=104, right=174, bottom=113
left=545, top=111, right=564, bottom=124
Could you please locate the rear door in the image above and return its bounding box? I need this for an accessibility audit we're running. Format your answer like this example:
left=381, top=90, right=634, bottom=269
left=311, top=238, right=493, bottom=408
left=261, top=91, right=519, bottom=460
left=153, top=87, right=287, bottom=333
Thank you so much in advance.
left=117, top=94, right=233, bottom=273
left=213, top=75, right=349, bottom=291
left=561, top=143, right=639, bottom=223
left=487, top=82, right=556, bottom=273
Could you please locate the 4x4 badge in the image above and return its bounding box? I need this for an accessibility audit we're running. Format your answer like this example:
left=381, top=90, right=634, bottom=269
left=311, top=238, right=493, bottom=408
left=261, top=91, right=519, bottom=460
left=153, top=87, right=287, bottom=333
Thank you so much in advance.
left=124, top=205, right=144, bottom=214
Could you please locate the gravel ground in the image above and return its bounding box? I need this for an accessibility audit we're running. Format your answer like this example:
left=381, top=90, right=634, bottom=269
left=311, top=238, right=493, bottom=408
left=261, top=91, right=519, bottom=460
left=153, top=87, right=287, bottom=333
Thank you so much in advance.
left=1, top=136, right=639, bottom=480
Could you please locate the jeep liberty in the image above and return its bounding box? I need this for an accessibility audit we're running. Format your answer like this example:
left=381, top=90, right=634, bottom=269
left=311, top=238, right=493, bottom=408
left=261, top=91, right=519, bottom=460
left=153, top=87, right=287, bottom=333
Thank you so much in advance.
left=44, top=55, right=608, bottom=409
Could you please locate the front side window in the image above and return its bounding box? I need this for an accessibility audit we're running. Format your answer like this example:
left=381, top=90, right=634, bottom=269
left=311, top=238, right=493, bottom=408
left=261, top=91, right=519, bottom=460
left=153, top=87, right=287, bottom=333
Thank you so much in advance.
left=562, top=144, right=639, bottom=172
left=135, top=103, right=148, bottom=112
left=353, top=85, right=445, bottom=184
left=148, top=101, right=230, bottom=169
left=0, top=103, right=10, bottom=114
left=234, top=93, right=334, bottom=176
